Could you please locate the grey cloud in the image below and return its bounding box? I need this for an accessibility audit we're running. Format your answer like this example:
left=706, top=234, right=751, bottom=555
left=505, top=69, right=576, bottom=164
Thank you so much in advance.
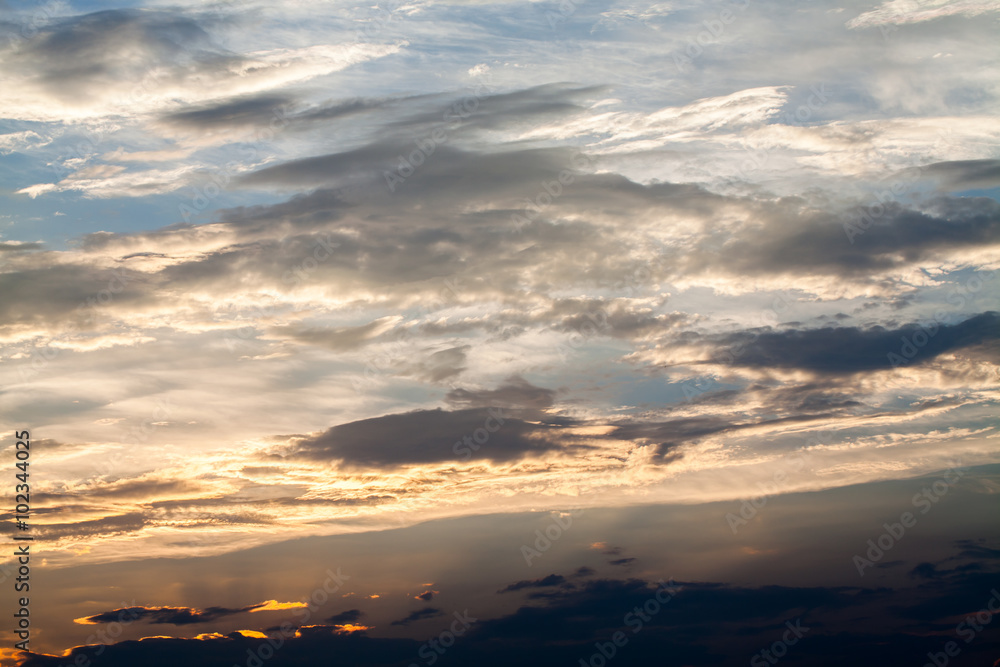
left=34, top=512, right=147, bottom=540
left=711, top=311, right=1000, bottom=374
left=278, top=407, right=572, bottom=467
left=45, top=479, right=201, bottom=503
left=390, top=607, right=442, bottom=626
left=383, top=83, right=604, bottom=134
left=687, top=195, right=1000, bottom=278
left=161, top=94, right=295, bottom=131
left=0, top=242, right=43, bottom=252
left=918, top=159, right=1000, bottom=190
left=446, top=376, right=556, bottom=411
left=0, top=263, right=150, bottom=329
left=326, top=609, right=364, bottom=625
left=395, top=345, right=470, bottom=382
left=76, top=600, right=280, bottom=626
left=9, top=9, right=223, bottom=103
left=498, top=574, right=567, bottom=593
left=274, top=317, right=398, bottom=352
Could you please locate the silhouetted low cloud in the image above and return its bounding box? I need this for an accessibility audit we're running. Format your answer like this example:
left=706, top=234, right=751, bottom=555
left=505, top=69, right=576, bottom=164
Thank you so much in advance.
left=27, top=568, right=999, bottom=667
left=326, top=609, right=364, bottom=625
left=390, top=607, right=443, bottom=626
left=498, top=574, right=566, bottom=593
left=75, top=600, right=283, bottom=626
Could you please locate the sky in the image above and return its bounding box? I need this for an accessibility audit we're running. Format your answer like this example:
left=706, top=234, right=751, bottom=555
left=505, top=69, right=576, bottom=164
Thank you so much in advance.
left=0, top=0, right=998, bottom=665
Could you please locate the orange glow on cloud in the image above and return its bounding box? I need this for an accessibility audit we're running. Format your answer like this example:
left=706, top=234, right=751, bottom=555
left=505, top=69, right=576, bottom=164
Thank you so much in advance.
left=234, top=630, right=269, bottom=639
left=334, top=624, right=372, bottom=633
left=250, top=600, right=309, bottom=612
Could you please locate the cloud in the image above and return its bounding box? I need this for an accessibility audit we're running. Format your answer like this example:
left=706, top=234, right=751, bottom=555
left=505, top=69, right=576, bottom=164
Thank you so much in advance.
left=609, top=557, right=637, bottom=566
left=73, top=599, right=294, bottom=626
left=445, top=376, right=556, bottom=411
left=498, top=574, right=567, bottom=593
left=277, top=407, right=572, bottom=467
left=272, top=317, right=400, bottom=352
left=847, top=0, right=1000, bottom=29
left=709, top=312, right=1000, bottom=374
left=19, top=551, right=1000, bottom=667
left=159, top=94, right=296, bottom=132
left=0, top=9, right=402, bottom=121
left=390, top=607, right=443, bottom=626
left=326, top=609, right=364, bottom=625
left=919, top=159, right=1000, bottom=190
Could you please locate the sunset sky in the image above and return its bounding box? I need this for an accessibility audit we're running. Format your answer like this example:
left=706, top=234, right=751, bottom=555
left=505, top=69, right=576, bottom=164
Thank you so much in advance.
left=1, top=0, right=999, bottom=665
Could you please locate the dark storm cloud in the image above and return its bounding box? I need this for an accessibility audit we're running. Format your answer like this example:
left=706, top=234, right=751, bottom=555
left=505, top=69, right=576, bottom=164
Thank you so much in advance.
left=161, top=94, right=295, bottom=131
left=390, top=607, right=442, bottom=626
left=446, top=376, right=556, bottom=411
left=278, top=407, right=573, bottom=467
left=710, top=311, right=1000, bottom=374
